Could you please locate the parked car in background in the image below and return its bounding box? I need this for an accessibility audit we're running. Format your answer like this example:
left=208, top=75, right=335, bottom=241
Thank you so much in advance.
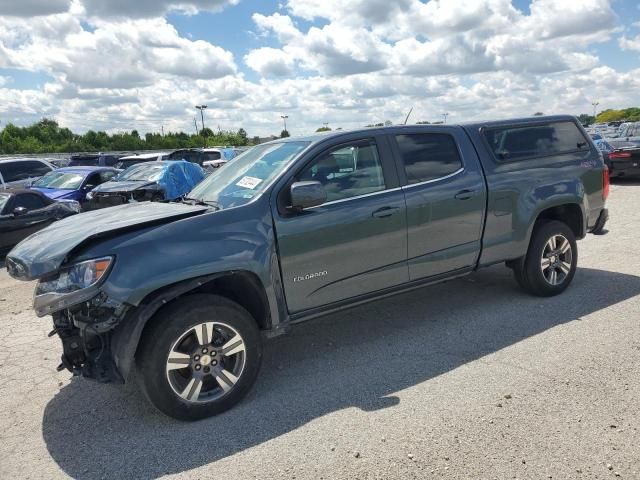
left=0, top=159, right=56, bottom=190
left=614, top=122, right=640, bottom=145
left=87, top=160, right=205, bottom=209
left=166, top=147, right=238, bottom=168
left=201, top=147, right=238, bottom=169
left=30, top=167, right=119, bottom=208
left=589, top=133, right=603, bottom=141
left=595, top=139, right=640, bottom=178
left=68, top=153, right=122, bottom=167
left=113, top=152, right=169, bottom=170
left=50, top=158, right=72, bottom=168
left=0, top=189, right=79, bottom=254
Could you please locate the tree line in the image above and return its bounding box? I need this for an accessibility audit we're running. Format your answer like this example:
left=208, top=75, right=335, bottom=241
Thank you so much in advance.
left=0, top=118, right=252, bottom=154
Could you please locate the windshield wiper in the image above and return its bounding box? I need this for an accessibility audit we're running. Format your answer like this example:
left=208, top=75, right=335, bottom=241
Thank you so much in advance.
left=182, top=197, right=221, bottom=210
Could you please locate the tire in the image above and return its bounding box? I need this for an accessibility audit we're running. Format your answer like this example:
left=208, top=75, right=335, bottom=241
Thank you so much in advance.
left=513, top=220, right=578, bottom=297
left=136, top=294, right=262, bottom=421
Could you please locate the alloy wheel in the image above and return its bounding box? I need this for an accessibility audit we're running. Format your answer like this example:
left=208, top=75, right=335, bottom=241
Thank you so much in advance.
left=540, top=234, right=573, bottom=286
left=165, top=321, right=246, bottom=403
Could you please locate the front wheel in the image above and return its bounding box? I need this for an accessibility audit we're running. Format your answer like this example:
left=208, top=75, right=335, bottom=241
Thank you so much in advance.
left=513, top=220, right=578, bottom=297
left=136, top=294, right=262, bottom=420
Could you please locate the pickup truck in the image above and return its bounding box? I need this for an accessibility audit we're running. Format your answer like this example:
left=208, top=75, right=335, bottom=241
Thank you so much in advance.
left=6, top=115, right=610, bottom=420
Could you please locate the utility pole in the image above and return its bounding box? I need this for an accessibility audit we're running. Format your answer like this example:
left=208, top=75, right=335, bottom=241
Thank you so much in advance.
left=591, top=101, right=599, bottom=119
left=161, top=125, right=164, bottom=136
left=281, top=115, right=289, bottom=132
left=442, top=112, right=449, bottom=124
left=193, top=117, right=199, bottom=136
left=195, top=105, right=208, bottom=147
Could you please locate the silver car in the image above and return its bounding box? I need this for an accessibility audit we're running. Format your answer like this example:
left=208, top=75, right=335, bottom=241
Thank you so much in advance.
left=612, top=122, right=640, bottom=146
left=0, top=159, right=56, bottom=189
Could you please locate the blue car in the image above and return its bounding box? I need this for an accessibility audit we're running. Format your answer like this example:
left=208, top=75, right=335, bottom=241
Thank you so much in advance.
left=30, top=166, right=119, bottom=207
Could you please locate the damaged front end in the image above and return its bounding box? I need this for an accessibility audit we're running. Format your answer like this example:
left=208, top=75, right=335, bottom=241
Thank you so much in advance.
left=33, top=256, right=129, bottom=383
left=51, top=297, right=129, bottom=383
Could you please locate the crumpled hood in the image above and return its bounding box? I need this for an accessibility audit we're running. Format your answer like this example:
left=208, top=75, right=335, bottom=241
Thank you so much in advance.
left=93, top=181, right=157, bottom=194
left=6, top=202, right=208, bottom=281
left=30, top=187, right=77, bottom=200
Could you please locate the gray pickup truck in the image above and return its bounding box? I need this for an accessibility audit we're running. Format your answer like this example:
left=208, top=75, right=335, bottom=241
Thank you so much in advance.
left=6, top=115, right=609, bottom=420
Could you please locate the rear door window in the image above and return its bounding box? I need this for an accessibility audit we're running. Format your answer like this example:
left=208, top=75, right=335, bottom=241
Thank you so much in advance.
left=483, top=121, right=589, bottom=161
left=394, top=134, right=463, bottom=184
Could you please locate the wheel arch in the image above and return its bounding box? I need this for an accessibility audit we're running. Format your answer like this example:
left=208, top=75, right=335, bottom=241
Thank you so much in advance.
left=111, top=270, right=272, bottom=381
left=533, top=203, right=584, bottom=239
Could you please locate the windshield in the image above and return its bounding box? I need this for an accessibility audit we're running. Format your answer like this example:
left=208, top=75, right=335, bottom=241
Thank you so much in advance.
left=187, top=141, right=310, bottom=208
left=116, top=163, right=166, bottom=182
left=0, top=193, right=9, bottom=213
left=32, top=171, right=85, bottom=190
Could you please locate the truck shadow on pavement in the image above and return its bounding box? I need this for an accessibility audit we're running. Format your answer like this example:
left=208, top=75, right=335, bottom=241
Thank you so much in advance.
left=42, top=265, right=640, bottom=479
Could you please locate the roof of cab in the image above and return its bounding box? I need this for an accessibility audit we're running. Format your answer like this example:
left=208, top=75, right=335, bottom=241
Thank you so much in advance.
left=262, top=115, right=580, bottom=147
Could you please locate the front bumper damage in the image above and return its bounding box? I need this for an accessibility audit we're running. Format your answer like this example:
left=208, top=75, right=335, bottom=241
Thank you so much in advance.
left=51, top=294, right=130, bottom=383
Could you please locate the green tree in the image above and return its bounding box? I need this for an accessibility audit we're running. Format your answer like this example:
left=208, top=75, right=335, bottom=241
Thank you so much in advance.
left=577, top=114, right=595, bottom=126
left=237, top=128, right=248, bottom=146
left=0, top=118, right=254, bottom=154
left=316, top=126, right=331, bottom=132
left=280, top=129, right=290, bottom=138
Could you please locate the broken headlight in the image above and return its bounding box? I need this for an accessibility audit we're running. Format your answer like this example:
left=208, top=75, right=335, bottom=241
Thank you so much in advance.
left=36, top=257, right=113, bottom=296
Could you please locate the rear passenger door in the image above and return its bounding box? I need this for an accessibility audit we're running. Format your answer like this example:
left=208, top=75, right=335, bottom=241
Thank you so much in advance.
left=389, top=128, right=487, bottom=280
left=273, top=136, right=409, bottom=313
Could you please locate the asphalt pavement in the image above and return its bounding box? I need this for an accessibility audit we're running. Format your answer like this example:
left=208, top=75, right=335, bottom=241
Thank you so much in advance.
left=0, top=180, right=638, bottom=479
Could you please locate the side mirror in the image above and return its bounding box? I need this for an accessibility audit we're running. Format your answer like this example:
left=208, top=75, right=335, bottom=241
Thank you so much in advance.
left=290, top=181, right=326, bottom=210
left=13, top=207, right=28, bottom=216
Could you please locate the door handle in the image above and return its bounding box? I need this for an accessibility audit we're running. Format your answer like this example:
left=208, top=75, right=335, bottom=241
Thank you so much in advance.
left=454, top=189, right=476, bottom=200
left=372, top=206, right=401, bottom=218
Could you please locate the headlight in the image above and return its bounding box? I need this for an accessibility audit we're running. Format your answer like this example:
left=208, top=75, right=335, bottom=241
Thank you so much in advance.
left=36, top=257, right=113, bottom=297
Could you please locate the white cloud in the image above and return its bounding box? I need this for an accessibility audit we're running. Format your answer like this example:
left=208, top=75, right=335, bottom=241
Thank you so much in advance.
left=0, top=0, right=71, bottom=17
left=244, top=47, right=295, bottom=77
left=81, top=0, right=239, bottom=18
left=620, top=34, right=640, bottom=52
left=0, top=16, right=236, bottom=89
left=0, top=0, right=638, bottom=138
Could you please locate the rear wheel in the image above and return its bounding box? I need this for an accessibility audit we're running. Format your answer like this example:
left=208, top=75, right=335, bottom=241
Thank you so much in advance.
left=136, top=294, right=262, bottom=420
left=513, top=220, right=577, bottom=297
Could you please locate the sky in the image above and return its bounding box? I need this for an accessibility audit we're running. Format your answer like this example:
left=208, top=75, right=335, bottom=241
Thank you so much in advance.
left=0, top=0, right=639, bottom=137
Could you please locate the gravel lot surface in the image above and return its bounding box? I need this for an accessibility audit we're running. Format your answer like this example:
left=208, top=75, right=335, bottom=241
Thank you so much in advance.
left=0, top=181, right=638, bottom=480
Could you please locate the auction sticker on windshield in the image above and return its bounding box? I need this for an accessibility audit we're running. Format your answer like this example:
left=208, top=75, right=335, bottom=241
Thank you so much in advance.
left=236, top=176, right=262, bottom=189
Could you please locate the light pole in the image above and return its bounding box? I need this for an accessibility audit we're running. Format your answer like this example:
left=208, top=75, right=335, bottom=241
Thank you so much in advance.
left=281, top=115, right=289, bottom=133
left=195, top=105, right=208, bottom=146
left=591, top=101, right=599, bottom=119
left=442, top=112, right=449, bottom=124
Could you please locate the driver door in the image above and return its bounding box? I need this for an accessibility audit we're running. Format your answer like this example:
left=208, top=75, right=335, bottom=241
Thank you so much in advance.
left=272, top=136, right=409, bottom=314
